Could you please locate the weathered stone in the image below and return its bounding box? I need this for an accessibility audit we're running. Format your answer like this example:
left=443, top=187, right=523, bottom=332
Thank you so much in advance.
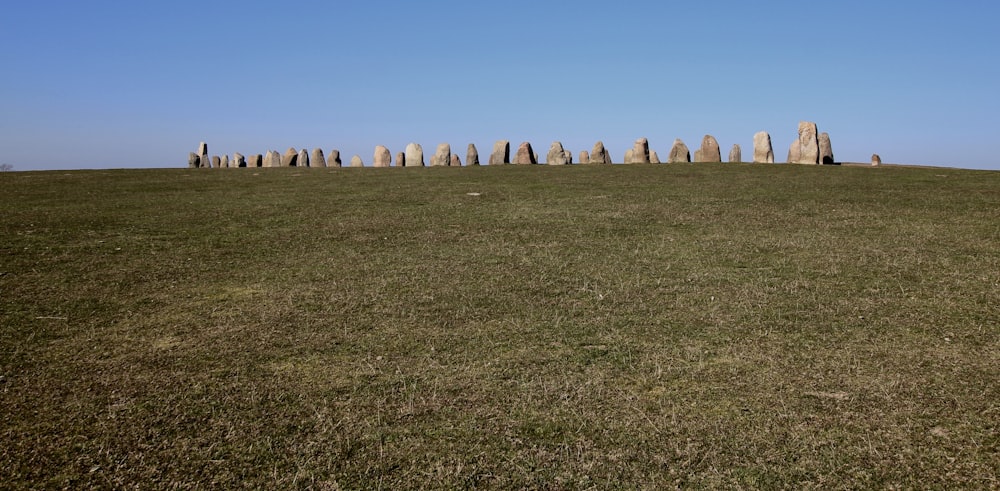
left=430, top=143, right=451, bottom=167
left=628, top=138, right=650, bottom=164
left=579, top=150, right=590, bottom=164
left=350, top=155, right=363, bottom=167
left=373, top=145, right=391, bottom=167
left=650, top=151, right=661, bottom=164
left=787, top=141, right=800, bottom=164
left=197, top=142, right=208, bottom=158
left=297, top=149, right=309, bottom=167
left=395, top=152, right=405, bottom=167
left=871, top=154, right=881, bottom=166
left=753, top=131, right=774, bottom=163
left=404, top=143, right=425, bottom=167
left=819, top=132, right=834, bottom=165
left=466, top=144, right=479, bottom=166
left=327, top=149, right=342, bottom=167
left=233, top=153, right=246, bottom=168
left=188, top=152, right=200, bottom=168
left=264, top=150, right=281, bottom=168
left=250, top=154, right=263, bottom=168
left=590, top=141, right=611, bottom=164
left=695, top=135, right=721, bottom=163
left=211, top=155, right=221, bottom=168
left=514, top=142, right=536, bottom=164
left=728, top=144, right=742, bottom=163
left=489, top=140, right=510, bottom=165
left=311, top=148, right=326, bottom=168
left=220, top=155, right=230, bottom=168
left=450, top=154, right=461, bottom=167
left=564, top=150, right=573, bottom=164
left=546, top=142, right=569, bottom=165
left=792, top=121, right=819, bottom=164
left=624, top=149, right=635, bottom=164
left=281, top=148, right=298, bottom=167
left=668, top=139, right=691, bottom=163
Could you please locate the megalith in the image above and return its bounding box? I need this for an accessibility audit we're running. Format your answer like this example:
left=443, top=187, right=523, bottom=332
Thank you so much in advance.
left=564, top=150, right=573, bottom=164
left=211, top=155, right=222, bottom=168
left=220, top=155, right=230, bottom=168
left=650, top=151, right=661, bottom=164
left=871, top=154, right=881, bottom=166
left=819, top=132, right=835, bottom=165
left=728, top=144, right=742, bottom=163
left=667, top=139, right=691, bottom=163
left=395, top=152, right=405, bottom=167
left=467, top=143, right=480, bottom=166
left=791, top=121, right=819, bottom=164
left=327, top=149, right=342, bottom=167
left=624, top=149, right=635, bottom=164
left=431, top=143, right=451, bottom=167
left=514, top=142, right=536, bottom=164
left=629, top=138, right=650, bottom=164
left=297, top=149, right=309, bottom=167
left=405, top=143, right=425, bottom=167
left=188, top=152, right=200, bottom=168
left=695, top=135, right=721, bottom=163
left=264, top=150, right=281, bottom=168
left=311, top=148, right=326, bottom=168
left=590, top=141, right=611, bottom=164
left=197, top=142, right=208, bottom=158
left=233, top=153, right=246, bottom=168
left=787, top=141, right=801, bottom=164
left=489, top=140, right=510, bottom=165
left=450, top=154, right=462, bottom=167
left=281, top=148, right=298, bottom=167
left=350, top=155, right=364, bottom=167
left=547, top=142, right=569, bottom=165
left=250, top=154, right=263, bottom=168
left=753, top=131, right=774, bottom=163
left=373, top=145, right=391, bottom=167
left=579, top=150, right=590, bottom=164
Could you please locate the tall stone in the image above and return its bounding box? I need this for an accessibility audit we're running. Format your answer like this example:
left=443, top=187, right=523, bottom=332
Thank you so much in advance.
left=197, top=142, right=208, bottom=158
left=466, top=144, right=479, bottom=166
left=695, top=135, right=721, bottom=163
left=590, top=141, right=611, bottom=164
left=819, top=132, right=835, bottom=165
left=373, top=145, right=391, bottom=167
left=628, top=138, right=650, bottom=164
left=404, top=143, right=425, bottom=167
left=787, top=141, right=801, bottom=164
left=489, top=140, right=510, bottom=165
left=753, top=131, right=774, bottom=163
left=281, top=148, right=298, bottom=167
left=564, top=150, right=573, bottom=164
left=233, top=153, right=246, bottom=168
left=297, top=149, right=309, bottom=167
left=514, top=142, right=536, bottom=164
left=431, top=143, right=451, bottom=167
left=250, top=154, right=263, bottom=168
left=546, top=141, right=569, bottom=165
left=327, top=149, right=342, bottom=167
left=728, top=144, right=742, bottom=163
left=450, top=154, right=462, bottom=167
left=350, top=155, right=363, bottom=167
left=793, top=121, right=819, bottom=164
left=311, top=148, right=326, bottom=168
left=667, top=139, right=691, bottom=163
left=871, top=154, right=882, bottom=166
left=650, top=151, right=661, bottom=164
left=395, top=152, right=405, bottom=167
left=264, top=150, right=281, bottom=168
left=211, top=155, right=221, bottom=168
left=579, top=150, right=590, bottom=164
left=220, top=155, right=230, bottom=168
left=624, top=149, right=635, bottom=164
left=188, top=152, right=200, bottom=168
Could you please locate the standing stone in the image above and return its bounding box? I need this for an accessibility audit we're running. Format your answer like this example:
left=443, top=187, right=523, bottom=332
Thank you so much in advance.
left=728, top=144, right=742, bottom=163
left=489, top=140, right=510, bottom=165
left=395, top=152, right=405, bottom=167
left=650, top=151, right=661, bottom=164
left=546, top=142, right=569, bottom=165
left=220, top=155, right=230, bottom=168
left=188, top=152, right=200, bottom=168
left=668, top=139, right=691, bottom=163
left=233, top=153, right=246, bottom=168
left=372, top=145, right=391, bottom=167
left=297, top=149, right=309, bottom=167
left=628, top=138, right=650, bottom=164
left=819, top=132, right=834, bottom=165
left=197, top=142, right=208, bottom=158
left=466, top=144, right=480, bottom=166
left=590, top=141, right=611, bottom=164
left=514, top=142, right=536, bottom=164
left=327, top=149, right=342, bottom=167
left=311, top=148, right=326, bottom=168
left=450, top=154, right=462, bottom=167
left=430, top=143, right=451, bottom=167
left=250, top=154, right=263, bottom=168
left=211, top=155, right=222, bottom=168
left=624, top=149, right=635, bottom=164
left=564, top=150, right=573, bottom=164
left=792, top=121, right=819, bottom=164
left=871, top=154, right=881, bottom=166
left=753, top=131, right=774, bottom=163
left=281, top=148, right=298, bottom=167
left=264, top=150, right=281, bottom=168
left=350, top=155, right=363, bottom=167
left=579, top=150, right=590, bottom=164
left=787, top=141, right=801, bottom=164
left=404, top=143, right=425, bottom=167
left=695, top=135, right=721, bottom=163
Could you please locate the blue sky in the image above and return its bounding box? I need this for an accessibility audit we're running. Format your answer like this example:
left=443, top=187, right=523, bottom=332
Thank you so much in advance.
left=1, top=1, right=998, bottom=170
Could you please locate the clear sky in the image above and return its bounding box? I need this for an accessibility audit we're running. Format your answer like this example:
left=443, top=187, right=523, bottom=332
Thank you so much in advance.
left=2, top=1, right=998, bottom=171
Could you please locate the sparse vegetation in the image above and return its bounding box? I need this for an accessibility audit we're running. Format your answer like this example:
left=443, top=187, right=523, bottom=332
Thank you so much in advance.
left=1, top=164, right=998, bottom=488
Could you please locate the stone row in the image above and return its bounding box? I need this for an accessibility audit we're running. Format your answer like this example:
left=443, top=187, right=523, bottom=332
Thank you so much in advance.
left=188, top=122, right=839, bottom=168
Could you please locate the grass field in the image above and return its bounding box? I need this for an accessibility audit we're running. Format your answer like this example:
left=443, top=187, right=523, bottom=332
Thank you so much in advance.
left=2, top=163, right=998, bottom=489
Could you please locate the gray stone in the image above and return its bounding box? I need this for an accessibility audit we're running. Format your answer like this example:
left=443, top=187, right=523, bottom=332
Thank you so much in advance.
left=311, top=148, right=326, bottom=168
left=564, top=150, right=573, bottom=164
left=396, top=152, right=405, bottom=167
left=373, top=145, right=391, bottom=167
left=695, top=135, right=721, bottom=163
left=467, top=144, right=479, bottom=166
left=327, top=149, right=342, bottom=167
left=431, top=143, right=451, bottom=167
left=233, top=153, right=246, bottom=168
left=220, top=155, right=230, bottom=168
left=489, top=140, right=510, bottom=165
left=650, top=151, right=661, bottom=164
left=792, top=121, right=819, bottom=164
left=624, top=149, right=635, bottom=164
left=787, top=140, right=801, bottom=164
left=404, top=143, right=425, bottom=167
left=350, top=155, right=363, bottom=167
left=250, top=154, right=263, bottom=168
left=197, top=142, right=208, bottom=157
left=264, top=150, right=281, bottom=168
left=281, top=148, right=298, bottom=167
left=667, top=139, right=690, bottom=163
left=753, top=131, right=774, bottom=163
left=546, top=142, right=569, bottom=165
left=188, top=152, right=200, bottom=168
left=514, top=142, right=536, bottom=164
left=871, top=154, right=881, bottom=166
left=579, top=150, right=590, bottom=164
left=297, top=149, right=309, bottom=167
left=211, top=155, right=221, bottom=168
left=819, top=132, right=834, bottom=165
left=590, top=141, right=611, bottom=164
left=450, top=154, right=461, bottom=167
left=728, top=144, right=742, bottom=163
left=632, top=138, right=651, bottom=164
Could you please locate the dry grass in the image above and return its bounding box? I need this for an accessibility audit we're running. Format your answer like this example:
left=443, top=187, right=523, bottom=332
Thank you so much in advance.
left=1, top=163, right=998, bottom=488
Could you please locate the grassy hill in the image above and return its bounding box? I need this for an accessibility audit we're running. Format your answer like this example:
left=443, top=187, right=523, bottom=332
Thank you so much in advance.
left=2, top=163, right=997, bottom=488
